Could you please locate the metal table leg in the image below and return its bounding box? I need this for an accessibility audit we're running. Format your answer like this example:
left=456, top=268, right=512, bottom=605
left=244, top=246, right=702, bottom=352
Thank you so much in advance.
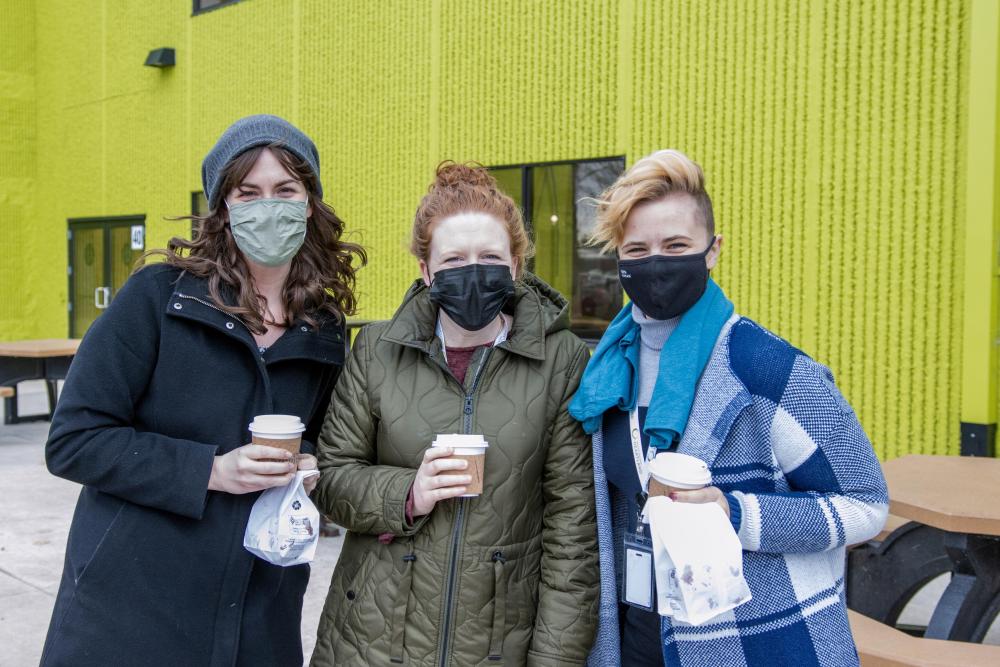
left=847, top=522, right=952, bottom=627
left=924, top=532, right=1000, bottom=642
left=3, top=390, right=17, bottom=425
left=45, top=380, right=58, bottom=415
left=42, top=355, right=73, bottom=419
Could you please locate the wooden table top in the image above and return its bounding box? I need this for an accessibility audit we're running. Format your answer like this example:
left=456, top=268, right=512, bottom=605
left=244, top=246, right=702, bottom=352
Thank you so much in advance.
left=883, top=454, right=1000, bottom=536
left=0, top=339, right=81, bottom=358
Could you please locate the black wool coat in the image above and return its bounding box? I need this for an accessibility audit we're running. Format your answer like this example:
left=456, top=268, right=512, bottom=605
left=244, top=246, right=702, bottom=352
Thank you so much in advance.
left=40, top=264, right=345, bottom=667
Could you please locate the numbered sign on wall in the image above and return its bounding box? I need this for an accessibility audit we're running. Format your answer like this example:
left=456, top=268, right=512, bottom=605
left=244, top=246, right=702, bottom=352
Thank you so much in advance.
left=130, top=225, right=145, bottom=250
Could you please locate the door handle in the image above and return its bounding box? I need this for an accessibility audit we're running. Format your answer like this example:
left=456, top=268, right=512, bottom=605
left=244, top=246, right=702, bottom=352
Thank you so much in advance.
left=94, top=286, right=111, bottom=309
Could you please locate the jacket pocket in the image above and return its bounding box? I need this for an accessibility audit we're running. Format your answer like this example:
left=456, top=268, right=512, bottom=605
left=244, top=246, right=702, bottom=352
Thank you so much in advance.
left=338, top=545, right=397, bottom=656
left=322, top=547, right=371, bottom=638
left=45, top=497, right=128, bottom=649
left=68, top=497, right=126, bottom=589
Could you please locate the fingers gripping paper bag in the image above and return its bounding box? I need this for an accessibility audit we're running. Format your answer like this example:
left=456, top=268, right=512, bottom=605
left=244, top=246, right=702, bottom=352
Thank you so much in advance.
left=646, top=495, right=752, bottom=625
left=244, top=470, right=320, bottom=567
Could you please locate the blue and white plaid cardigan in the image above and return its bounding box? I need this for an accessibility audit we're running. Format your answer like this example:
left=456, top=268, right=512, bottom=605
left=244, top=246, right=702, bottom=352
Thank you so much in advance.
left=587, top=315, right=889, bottom=667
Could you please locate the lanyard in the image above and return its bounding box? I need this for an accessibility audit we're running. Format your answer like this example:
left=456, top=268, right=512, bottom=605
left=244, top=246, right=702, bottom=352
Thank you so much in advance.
left=436, top=315, right=509, bottom=362
left=629, top=408, right=656, bottom=492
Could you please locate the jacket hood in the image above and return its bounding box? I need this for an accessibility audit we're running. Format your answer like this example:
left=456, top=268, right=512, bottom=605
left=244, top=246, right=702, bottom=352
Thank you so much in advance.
left=381, top=271, right=570, bottom=361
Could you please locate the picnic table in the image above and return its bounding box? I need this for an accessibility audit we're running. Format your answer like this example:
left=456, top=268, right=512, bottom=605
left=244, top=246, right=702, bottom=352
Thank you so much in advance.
left=0, top=339, right=80, bottom=424
left=848, top=454, right=1000, bottom=644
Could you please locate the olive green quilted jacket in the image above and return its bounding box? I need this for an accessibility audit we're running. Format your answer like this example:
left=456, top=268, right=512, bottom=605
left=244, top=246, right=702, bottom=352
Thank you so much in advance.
left=311, top=274, right=598, bottom=667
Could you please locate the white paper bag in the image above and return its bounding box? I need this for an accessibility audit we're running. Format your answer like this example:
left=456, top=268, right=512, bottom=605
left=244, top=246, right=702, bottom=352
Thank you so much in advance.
left=243, top=470, right=320, bottom=567
left=646, top=496, right=752, bottom=625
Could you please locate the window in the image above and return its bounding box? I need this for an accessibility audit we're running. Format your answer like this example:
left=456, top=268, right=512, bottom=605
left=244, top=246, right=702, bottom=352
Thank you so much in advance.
left=193, top=0, right=245, bottom=15
left=491, top=158, right=625, bottom=340
left=191, top=191, right=208, bottom=240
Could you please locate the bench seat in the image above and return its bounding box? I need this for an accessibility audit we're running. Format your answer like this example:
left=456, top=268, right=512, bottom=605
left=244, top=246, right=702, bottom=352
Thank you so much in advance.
left=849, top=609, right=1000, bottom=666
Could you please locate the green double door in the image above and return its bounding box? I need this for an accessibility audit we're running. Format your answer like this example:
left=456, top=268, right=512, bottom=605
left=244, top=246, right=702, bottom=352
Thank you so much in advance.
left=68, top=216, right=145, bottom=337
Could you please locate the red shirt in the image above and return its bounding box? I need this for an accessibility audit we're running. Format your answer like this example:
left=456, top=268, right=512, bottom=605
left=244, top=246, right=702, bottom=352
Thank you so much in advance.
left=445, top=342, right=493, bottom=385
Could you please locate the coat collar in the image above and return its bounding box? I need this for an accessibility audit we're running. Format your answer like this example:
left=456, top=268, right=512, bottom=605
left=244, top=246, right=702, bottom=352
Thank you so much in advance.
left=380, top=278, right=552, bottom=361
left=165, top=270, right=345, bottom=366
left=675, top=314, right=752, bottom=468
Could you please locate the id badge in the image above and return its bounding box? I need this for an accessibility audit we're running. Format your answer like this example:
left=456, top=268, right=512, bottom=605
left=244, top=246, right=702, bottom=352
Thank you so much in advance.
left=622, top=528, right=655, bottom=611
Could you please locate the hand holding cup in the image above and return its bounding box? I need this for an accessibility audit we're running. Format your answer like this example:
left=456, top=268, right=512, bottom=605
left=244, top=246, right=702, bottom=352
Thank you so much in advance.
left=646, top=451, right=729, bottom=517
left=208, top=444, right=297, bottom=494
left=668, top=485, right=731, bottom=518
left=411, top=446, right=472, bottom=517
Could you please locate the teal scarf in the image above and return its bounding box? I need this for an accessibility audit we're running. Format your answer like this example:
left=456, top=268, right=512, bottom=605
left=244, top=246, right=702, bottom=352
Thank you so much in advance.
left=569, top=279, right=734, bottom=449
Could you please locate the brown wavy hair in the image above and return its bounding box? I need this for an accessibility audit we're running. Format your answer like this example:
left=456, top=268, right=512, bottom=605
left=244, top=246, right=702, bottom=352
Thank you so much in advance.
left=142, top=145, right=366, bottom=334
left=411, top=161, right=534, bottom=277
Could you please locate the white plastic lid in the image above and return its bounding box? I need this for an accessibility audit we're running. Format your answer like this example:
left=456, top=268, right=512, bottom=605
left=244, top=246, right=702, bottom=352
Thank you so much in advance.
left=431, top=433, right=489, bottom=449
left=248, top=414, right=305, bottom=435
left=647, top=452, right=711, bottom=488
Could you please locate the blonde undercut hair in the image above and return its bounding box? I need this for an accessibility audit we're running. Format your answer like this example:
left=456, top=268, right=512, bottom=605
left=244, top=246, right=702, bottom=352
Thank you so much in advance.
left=589, top=149, right=714, bottom=253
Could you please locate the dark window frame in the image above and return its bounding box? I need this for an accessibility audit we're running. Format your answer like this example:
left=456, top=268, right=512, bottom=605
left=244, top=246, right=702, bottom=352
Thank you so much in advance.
left=191, top=191, right=208, bottom=240
left=489, top=156, right=626, bottom=341
left=192, top=0, right=247, bottom=16
left=488, top=156, right=626, bottom=236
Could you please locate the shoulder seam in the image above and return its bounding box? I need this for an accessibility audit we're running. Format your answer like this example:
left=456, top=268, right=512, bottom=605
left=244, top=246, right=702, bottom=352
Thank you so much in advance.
left=726, top=318, right=804, bottom=399
left=796, top=356, right=852, bottom=417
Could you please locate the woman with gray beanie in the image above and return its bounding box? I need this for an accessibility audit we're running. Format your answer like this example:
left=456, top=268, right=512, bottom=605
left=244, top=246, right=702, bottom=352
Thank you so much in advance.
left=40, top=115, right=365, bottom=667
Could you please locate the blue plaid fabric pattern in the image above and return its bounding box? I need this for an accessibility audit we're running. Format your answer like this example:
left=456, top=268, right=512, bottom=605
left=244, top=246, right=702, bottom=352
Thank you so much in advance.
left=586, top=316, right=889, bottom=667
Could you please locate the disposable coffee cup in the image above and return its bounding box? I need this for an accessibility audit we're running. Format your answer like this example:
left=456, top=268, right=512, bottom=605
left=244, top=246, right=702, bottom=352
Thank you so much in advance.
left=249, top=414, right=306, bottom=462
left=431, top=434, right=489, bottom=497
left=647, top=452, right=711, bottom=497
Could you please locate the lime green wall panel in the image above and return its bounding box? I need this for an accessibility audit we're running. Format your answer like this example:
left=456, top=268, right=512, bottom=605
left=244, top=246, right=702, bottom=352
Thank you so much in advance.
left=626, top=0, right=968, bottom=458
left=0, top=0, right=38, bottom=339
left=436, top=0, right=619, bottom=166
left=296, top=0, right=434, bottom=313
left=963, top=0, right=1000, bottom=440
left=29, top=1, right=191, bottom=339
left=0, top=0, right=982, bottom=458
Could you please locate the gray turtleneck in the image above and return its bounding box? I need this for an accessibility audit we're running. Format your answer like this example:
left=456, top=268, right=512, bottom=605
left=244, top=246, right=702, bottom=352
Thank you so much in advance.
left=633, top=304, right=679, bottom=406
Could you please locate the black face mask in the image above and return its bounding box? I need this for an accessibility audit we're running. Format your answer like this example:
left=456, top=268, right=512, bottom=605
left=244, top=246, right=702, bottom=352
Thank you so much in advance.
left=617, top=237, right=716, bottom=320
left=428, top=263, right=515, bottom=332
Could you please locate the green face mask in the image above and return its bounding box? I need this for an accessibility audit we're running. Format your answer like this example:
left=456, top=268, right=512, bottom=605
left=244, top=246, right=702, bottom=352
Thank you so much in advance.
left=228, top=198, right=308, bottom=267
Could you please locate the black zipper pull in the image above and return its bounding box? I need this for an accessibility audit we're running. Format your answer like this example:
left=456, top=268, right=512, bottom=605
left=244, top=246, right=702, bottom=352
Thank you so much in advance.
left=464, top=396, right=473, bottom=415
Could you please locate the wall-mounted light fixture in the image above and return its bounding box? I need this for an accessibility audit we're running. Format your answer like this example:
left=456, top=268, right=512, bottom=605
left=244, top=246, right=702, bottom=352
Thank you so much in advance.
left=144, top=48, right=175, bottom=68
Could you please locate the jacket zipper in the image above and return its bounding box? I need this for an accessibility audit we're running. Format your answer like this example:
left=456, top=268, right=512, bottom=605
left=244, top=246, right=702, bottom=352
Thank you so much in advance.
left=438, top=346, right=493, bottom=667
left=176, top=292, right=271, bottom=356
left=176, top=293, right=256, bottom=337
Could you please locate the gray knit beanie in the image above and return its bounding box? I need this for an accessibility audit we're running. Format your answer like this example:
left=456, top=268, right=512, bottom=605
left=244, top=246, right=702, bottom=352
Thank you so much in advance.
left=201, top=114, right=322, bottom=209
